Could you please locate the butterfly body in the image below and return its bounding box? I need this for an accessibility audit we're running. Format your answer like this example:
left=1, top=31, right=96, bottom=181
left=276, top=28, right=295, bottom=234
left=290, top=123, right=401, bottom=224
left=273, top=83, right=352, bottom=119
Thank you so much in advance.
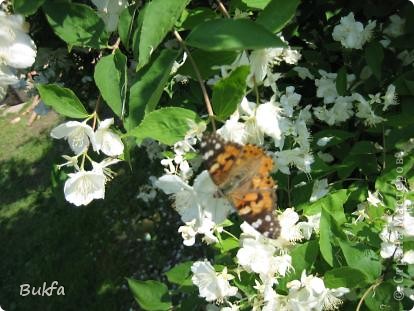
left=200, top=133, right=280, bottom=239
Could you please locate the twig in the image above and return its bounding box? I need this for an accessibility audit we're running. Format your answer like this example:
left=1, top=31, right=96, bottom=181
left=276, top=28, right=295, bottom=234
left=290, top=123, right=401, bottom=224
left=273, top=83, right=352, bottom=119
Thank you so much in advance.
left=109, top=38, right=121, bottom=54
left=215, top=0, right=230, bottom=18
left=356, top=279, right=382, bottom=311
left=173, top=30, right=216, bottom=131
left=92, top=95, right=101, bottom=130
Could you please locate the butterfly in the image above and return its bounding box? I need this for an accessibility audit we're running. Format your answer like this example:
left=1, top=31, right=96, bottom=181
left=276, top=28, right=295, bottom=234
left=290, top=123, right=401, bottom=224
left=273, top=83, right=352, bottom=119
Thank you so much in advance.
left=200, top=132, right=280, bottom=239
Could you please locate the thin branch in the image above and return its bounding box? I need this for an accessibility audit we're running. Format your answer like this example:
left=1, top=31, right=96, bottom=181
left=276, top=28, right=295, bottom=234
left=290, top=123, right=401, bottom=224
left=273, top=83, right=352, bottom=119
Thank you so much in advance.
left=215, top=0, right=230, bottom=18
left=92, top=95, right=101, bottom=130
left=173, top=30, right=216, bottom=131
left=356, top=279, right=382, bottom=311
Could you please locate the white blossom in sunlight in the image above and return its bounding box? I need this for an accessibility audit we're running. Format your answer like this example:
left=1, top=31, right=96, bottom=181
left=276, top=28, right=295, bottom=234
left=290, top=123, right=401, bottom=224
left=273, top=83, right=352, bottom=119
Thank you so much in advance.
left=91, top=0, right=128, bottom=32
left=0, top=11, right=37, bottom=69
left=95, top=118, right=124, bottom=156
left=191, top=261, right=238, bottom=302
left=293, top=66, right=315, bottom=80
left=382, top=84, right=398, bottom=111
left=383, top=15, right=405, bottom=38
left=276, top=208, right=304, bottom=247
left=314, top=70, right=338, bottom=104
left=51, top=121, right=97, bottom=155
left=352, top=202, right=370, bottom=223
left=313, top=95, right=354, bottom=126
left=317, top=136, right=333, bottom=147
left=299, top=213, right=321, bottom=239
left=237, top=223, right=293, bottom=282
left=332, top=12, right=376, bottom=49
left=64, top=169, right=106, bottom=206
left=274, top=148, right=314, bottom=174
left=287, top=271, right=349, bottom=311
left=353, top=92, right=386, bottom=126
left=280, top=86, right=301, bottom=118
left=217, top=111, right=248, bottom=144
left=178, top=221, right=197, bottom=246
left=402, top=250, right=414, bottom=264
left=310, top=179, right=329, bottom=202
left=367, top=190, right=384, bottom=207
left=379, top=200, right=414, bottom=258
left=155, top=171, right=232, bottom=245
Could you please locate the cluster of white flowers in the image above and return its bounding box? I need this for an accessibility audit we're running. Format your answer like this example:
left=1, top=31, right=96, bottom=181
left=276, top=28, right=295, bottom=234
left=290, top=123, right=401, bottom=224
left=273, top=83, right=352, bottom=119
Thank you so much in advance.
left=351, top=190, right=384, bottom=223
left=51, top=118, right=124, bottom=206
left=379, top=199, right=414, bottom=261
left=160, top=120, right=206, bottom=181
left=91, top=0, right=128, bottom=32
left=313, top=69, right=397, bottom=127
left=332, top=12, right=376, bottom=49
left=0, top=10, right=36, bottom=100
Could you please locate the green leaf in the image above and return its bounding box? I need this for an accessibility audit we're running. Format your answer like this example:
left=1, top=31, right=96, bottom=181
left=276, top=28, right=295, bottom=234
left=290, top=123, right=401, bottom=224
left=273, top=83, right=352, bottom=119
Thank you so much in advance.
left=43, top=2, right=108, bottom=48
left=324, top=267, right=367, bottom=288
left=94, top=50, right=127, bottom=118
left=126, top=49, right=178, bottom=130
left=186, top=19, right=287, bottom=51
left=336, top=66, right=347, bottom=96
left=214, top=237, right=239, bottom=253
left=287, top=241, right=319, bottom=281
left=136, top=0, right=190, bottom=69
left=338, top=240, right=382, bottom=282
left=212, top=66, right=250, bottom=120
left=319, top=208, right=335, bottom=267
left=13, top=0, right=45, bottom=15
left=37, top=84, right=88, bottom=119
left=393, top=70, right=414, bottom=96
left=165, top=261, right=193, bottom=286
left=127, top=279, right=172, bottom=311
left=364, top=281, right=401, bottom=311
left=241, top=0, right=272, bottom=9
left=129, top=107, right=198, bottom=145
left=118, top=5, right=137, bottom=50
left=178, top=8, right=218, bottom=30
left=179, top=50, right=238, bottom=80
left=256, top=0, right=301, bottom=33
left=365, top=41, right=384, bottom=80
left=304, top=190, right=348, bottom=225
left=349, top=141, right=377, bottom=155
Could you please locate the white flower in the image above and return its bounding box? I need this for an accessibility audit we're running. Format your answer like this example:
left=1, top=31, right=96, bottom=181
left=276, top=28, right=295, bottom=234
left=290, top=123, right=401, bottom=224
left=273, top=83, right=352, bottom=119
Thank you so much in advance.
left=402, top=250, right=414, bottom=264
left=277, top=208, right=304, bottom=246
left=237, top=237, right=277, bottom=275
left=95, top=118, right=124, bottom=156
left=91, top=0, right=128, bottom=32
left=178, top=221, right=197, bottom=246
left=352, top=203, right=370, bottom=223
left=353, top=92, right=386, bottom=126
left=51, top=121, right=97, bottom=155
left=255, top=100, right=284, bottom=145
left=367, top=191, right=384, bottom=207
left=383, top=15, right=405, bottom=38
left=191, top=261, right=238, bottom=302
left=293, top=66, right=315, bottom=79
left=64, top=169, right=106, bottom=206
left=310, top=179, right=329, bottom=202
left=299, top=213, right=321, bottom=239
left=217, top=111, right=248, bottom=144
left=274, top=148, right=314, bottom=174
left=280, top=86, right=301, bottom=118
left=287, top=271, right=349, bottom=311
left=315, top=70, right=338, bottom=104
left=317, top=137, right=333, bottom=147
left=155, top=171, right=232, bottom=245
left=0, top=11, right=37, bottom=69
left=382, top=84, right=398, bottom=111
left=332, top=12, right=376, bottom=49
